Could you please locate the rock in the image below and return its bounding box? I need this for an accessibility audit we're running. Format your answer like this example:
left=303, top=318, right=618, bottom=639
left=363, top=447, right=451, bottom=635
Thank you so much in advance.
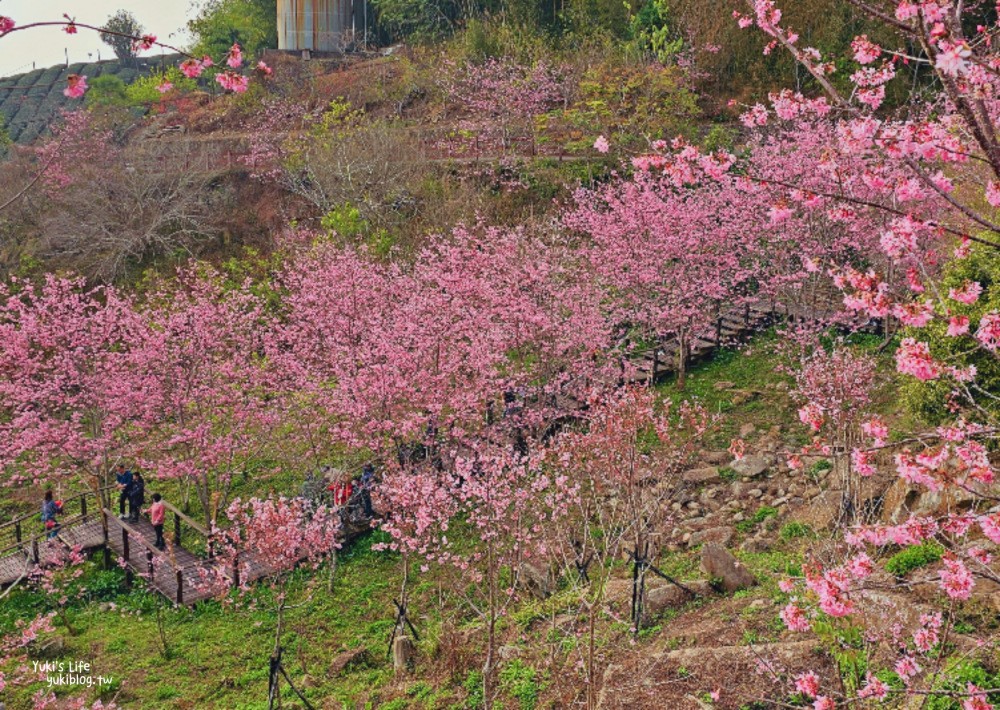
left=748, top=488, right=764, bottom=499
left=643, top=580, right=714, bottom=620
left=498, top=645, right=519, bottom=660
left=704, top=451, right=731, bottom=465
left=773, top=497, right=789, bottom=507
left=881, top=477, right=979, bottom=524
left=29, top=636, right=65, bottom=659
left=713, top=381, right=736, bottom=391
left=731, top=390, right=757, bottom=406
left=731, top=455, right=769, bottom=478
left=682, top=466, right=721, bottom=485
left=740, top=536, right=772, bottom=553
left=688, top=526, right=735, bottom=548
left=733, top=512, right=745, bottom=523
left=700, top=544, right=757, bottom=592
left=329, top=647, right=369, bottom=676
left=739, top=423, right=757, bottom=438
left=519, top=561, right=553, bottom=599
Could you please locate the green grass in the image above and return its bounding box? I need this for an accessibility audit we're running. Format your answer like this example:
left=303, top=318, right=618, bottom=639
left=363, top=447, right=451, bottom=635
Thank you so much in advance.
left=778, top=522, right=814, bottom=541
left=0, top=531, right=432, bottom=709
left=657, top=331, right=797, bottom=446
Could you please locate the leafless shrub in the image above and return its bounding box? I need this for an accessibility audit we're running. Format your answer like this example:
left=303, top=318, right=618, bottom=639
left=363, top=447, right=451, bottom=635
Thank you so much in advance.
left=37, top=138, right=224, bottom=281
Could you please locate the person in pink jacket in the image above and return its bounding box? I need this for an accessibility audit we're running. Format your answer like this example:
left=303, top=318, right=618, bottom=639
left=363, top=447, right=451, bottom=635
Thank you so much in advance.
left=148, top=493, right=166, bottom=550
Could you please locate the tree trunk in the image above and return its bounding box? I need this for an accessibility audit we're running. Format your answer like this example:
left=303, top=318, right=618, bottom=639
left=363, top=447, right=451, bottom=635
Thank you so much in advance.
left=393, top=635, right=416, bottom=674
left=676, top=330, right=688, bottom=390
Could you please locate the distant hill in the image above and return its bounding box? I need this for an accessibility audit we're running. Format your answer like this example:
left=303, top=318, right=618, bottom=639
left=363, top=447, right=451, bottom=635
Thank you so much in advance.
left=0, top=54, right=183, bottom=144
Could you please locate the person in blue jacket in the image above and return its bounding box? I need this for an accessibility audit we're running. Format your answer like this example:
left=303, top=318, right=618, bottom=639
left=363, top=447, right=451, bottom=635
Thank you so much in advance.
left=115, top=463, right=133, bottom=520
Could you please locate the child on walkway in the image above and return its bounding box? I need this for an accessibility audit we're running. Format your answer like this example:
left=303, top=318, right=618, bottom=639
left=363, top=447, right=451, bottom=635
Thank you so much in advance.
left=41, top=490, right=61, bottom=539
left=148, top=493, right=166, bottom=550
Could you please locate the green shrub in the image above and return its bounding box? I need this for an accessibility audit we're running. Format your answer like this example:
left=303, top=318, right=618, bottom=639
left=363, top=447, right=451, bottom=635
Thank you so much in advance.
left=83, top=567, right=129, bottom=602
left=779, top=522, right=814, bottom=541
left=125, top=68, right=196, bottom=105
left=85, top=75, right=129, bottom=108
left=926, top=660, right=1000, bottom=710
left=901, top=242, right=1000, bottom=424
left=736, top=506, right=778, bottom=533
left=884, top=542, right=944, bottom=577
left=808, top=459, right=833, bottom=479
left=719, top=466, right=738, bottom=482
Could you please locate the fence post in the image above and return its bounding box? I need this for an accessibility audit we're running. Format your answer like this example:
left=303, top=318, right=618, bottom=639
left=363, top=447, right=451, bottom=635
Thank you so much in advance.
left=176, top=569, right=184, bottom=605
left=80, top=495, right=87, bottom=522
left=146, top=548, right=154, bottom=579
left=15, top=521, right=21, bottom=544
left=173, top=512, right=181, bottom=547
left=122, top=527, right=130, bottom=563
left=102, top=510, right=111, bottom=569
left=31, top=537, right=39, bottom=564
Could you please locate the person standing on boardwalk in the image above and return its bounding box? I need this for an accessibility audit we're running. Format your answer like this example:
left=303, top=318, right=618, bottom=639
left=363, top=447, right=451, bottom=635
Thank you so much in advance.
left=41, top=490, right=61, bottom=539
left=148, top=493, right=166, bottom=550
left=128, top=471, right=145, bottom=523
left=115, top=463, right=133, bottom=520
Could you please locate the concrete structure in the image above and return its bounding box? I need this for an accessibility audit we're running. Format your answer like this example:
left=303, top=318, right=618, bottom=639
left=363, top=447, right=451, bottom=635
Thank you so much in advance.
left=277, top=0, right=370, bottom=52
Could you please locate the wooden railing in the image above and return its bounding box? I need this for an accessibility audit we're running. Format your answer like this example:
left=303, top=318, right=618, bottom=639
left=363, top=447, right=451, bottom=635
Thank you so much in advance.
left=0, top=487, right=114, bottom=559
left=160, top=500, right=214, bottom=557
left=100, top=508, right=212, bottom=605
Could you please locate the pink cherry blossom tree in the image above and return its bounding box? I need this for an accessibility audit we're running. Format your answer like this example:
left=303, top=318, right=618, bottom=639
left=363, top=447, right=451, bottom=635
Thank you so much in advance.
left=0, top=275, right=151, bottom=502
left=720, top=2, right=1000, bottom=705
left=132, top=267, right=280, bottom=528
left=546, top=386, right=712, bottom=706
left=445, top=57, right=569, bottom=152
left=202, top=496, right=339, bottom=709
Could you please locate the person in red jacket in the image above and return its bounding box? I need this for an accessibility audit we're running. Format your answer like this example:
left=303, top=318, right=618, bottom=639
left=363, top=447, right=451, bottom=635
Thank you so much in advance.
left=327, top=479, right=353, bottom=507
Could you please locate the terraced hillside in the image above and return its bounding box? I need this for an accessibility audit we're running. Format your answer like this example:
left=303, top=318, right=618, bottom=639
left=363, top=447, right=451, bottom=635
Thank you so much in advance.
left=0, top=54, right=182, bottom=144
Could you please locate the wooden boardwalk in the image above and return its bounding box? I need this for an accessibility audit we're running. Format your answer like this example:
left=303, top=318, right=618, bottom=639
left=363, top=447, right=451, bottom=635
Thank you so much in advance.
left=0, top=494, right=341, bottom=606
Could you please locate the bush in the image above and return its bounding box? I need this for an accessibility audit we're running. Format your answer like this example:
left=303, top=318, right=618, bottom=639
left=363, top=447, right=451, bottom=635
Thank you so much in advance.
left=85, top=75, right=130, bottom=109
left=884, top=542, right=944, bottom=577
left=82, top=567, right=128, bottom=602
left=779, top=522, right=814, bottom=541
left=902, top=242, right=1000, bottom=424
left=464, top=670, right=484, bottom=709
left=125, top=68, right=196, bottom=106
left=926, top=660, right=1000, bottom=710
